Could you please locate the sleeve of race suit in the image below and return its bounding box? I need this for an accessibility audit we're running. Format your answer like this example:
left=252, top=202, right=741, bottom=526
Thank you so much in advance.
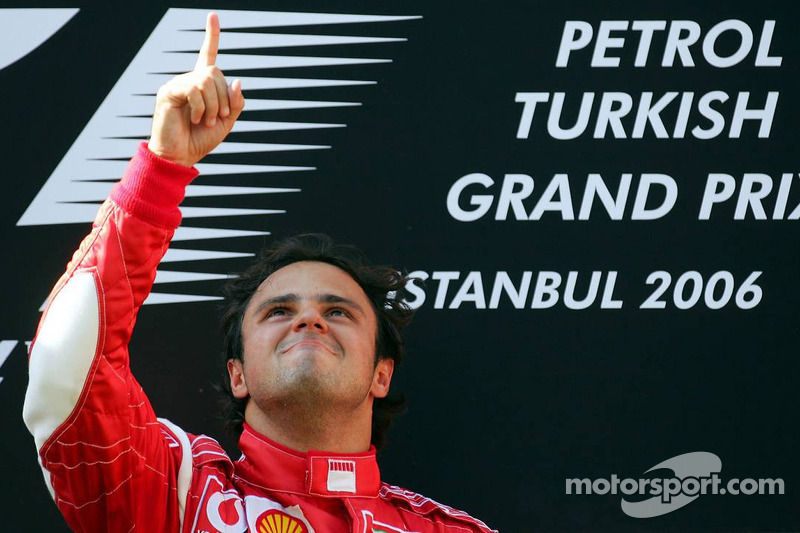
left=22, top=143, right=199, bottom=532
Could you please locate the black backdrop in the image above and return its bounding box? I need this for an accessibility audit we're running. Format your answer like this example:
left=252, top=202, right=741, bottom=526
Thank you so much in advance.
left=1, top=1, right=799, bottom=531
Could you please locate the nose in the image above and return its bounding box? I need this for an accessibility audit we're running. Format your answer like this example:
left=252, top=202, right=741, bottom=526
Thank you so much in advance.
left=292, top=305, right=328, bottom=333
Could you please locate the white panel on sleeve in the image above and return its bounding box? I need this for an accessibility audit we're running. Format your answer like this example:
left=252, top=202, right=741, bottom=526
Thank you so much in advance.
left=158, top=417, right=193, bottom=530
left=23, top=271, right=100, bottom=450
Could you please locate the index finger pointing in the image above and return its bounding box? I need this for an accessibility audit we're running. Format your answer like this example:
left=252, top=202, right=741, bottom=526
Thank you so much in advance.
left=195, top=12, right=220, bottom=69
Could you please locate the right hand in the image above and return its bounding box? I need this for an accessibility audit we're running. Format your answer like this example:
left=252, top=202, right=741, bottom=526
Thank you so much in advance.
left=148, top=12, right=245, bottom=168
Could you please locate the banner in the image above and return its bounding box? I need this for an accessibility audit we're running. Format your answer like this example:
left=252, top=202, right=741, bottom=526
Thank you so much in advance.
left=0, top=2, right=797, bottom=530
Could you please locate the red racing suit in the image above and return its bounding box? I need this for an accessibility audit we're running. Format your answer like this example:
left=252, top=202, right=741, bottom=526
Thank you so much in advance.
left=22, top=144, right=496, bottom=533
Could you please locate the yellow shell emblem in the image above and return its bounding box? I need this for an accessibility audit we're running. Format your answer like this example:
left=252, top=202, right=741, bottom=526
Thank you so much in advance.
left=257, top=509, right=308, bottom=533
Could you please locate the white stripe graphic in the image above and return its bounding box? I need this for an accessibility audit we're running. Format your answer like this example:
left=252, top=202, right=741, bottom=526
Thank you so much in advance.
left=153, top=53, right=391, bottom=73
left=185, top=32, right=404, bottom=49
left=0, top=9, right=79, bottom=71
left=203, top=142, right=330, bottom=154
left=184, top=185, right=299, bottom=198
left=124, top=96, right=358, bottom=115
left=154, top=271, right=229, bottom=284
left=0, top=340, right=19, bottom=385
left=162, top=249, right=254, bottom=263
left=172, top=227, right=269, bottom=241
left=228, top=76, right=376, bottom=90
left=144, top=293, right=225, bottom=305
left=178, top=207, right=282, bottom=219
left=136, top=75, right=377, bottom=91
left=82, top=117, right=344, bottom=138
left=60, top=139, right=328, bottom=158
left=193, top=162, right=314, bottom=175
left=166, top=10, right=419, bottom=27
left=18, top=8, right=418, bottom=304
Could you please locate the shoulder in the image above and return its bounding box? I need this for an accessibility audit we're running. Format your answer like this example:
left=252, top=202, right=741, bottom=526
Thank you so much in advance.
left=379, top=482, right=497, bottom=533
left=158, top=420, right=234, bottom=474
left=188, top=434, right=233, bottom=465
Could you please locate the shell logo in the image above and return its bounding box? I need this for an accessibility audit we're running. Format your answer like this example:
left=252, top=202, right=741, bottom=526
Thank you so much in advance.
left=256, top=509, right=309, bottom=533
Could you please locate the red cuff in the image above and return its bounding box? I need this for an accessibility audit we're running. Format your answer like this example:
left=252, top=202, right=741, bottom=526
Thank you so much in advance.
left=109, top=142, right=199, bottom=229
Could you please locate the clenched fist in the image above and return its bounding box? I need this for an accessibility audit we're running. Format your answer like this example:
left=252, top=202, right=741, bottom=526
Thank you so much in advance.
left=148, top=12, right=245, bottom=167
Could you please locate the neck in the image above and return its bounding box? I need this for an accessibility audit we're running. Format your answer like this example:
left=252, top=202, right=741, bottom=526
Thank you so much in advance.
left=243, top=400, right=373, bottom=453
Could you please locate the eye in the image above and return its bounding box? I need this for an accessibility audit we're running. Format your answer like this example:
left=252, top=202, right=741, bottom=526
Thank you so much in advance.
left=327, top=307, right=349, bottom=318
left=266, top=306, right=288, bottom=318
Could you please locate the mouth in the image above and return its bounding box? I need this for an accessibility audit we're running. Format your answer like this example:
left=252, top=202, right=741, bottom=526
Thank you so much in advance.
left=281, top=338, right=339, bottom=356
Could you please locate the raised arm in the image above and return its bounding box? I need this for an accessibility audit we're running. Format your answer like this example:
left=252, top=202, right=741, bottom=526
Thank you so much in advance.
left=22, top=13, right=243, bottom=532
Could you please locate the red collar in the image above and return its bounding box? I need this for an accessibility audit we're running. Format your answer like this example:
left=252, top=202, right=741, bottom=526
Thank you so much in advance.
left=236, top=424, right=381, bottom=498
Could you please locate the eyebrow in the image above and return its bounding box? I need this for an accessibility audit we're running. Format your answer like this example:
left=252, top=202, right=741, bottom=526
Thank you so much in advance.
left=254, top=293, right=366, bottom=316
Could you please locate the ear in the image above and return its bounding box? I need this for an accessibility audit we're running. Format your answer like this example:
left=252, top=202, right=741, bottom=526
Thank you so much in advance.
left=227, top=358, right=249, bottom=399
left=370, top=358, right=394, bottom=399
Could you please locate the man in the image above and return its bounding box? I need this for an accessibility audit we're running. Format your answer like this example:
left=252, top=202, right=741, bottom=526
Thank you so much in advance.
left=23, top=13, right=495, bottom=533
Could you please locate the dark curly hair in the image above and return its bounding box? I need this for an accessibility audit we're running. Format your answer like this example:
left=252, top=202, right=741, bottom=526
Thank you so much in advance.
left=220, top=233, right=414, bottom=449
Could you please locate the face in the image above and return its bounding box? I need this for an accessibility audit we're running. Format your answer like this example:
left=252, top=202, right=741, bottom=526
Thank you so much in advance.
left=228, top=261, right=393, bottom=419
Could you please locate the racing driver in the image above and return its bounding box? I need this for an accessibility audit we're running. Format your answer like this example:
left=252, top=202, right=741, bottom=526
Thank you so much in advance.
left=22, top=12, right=496, bottom=533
